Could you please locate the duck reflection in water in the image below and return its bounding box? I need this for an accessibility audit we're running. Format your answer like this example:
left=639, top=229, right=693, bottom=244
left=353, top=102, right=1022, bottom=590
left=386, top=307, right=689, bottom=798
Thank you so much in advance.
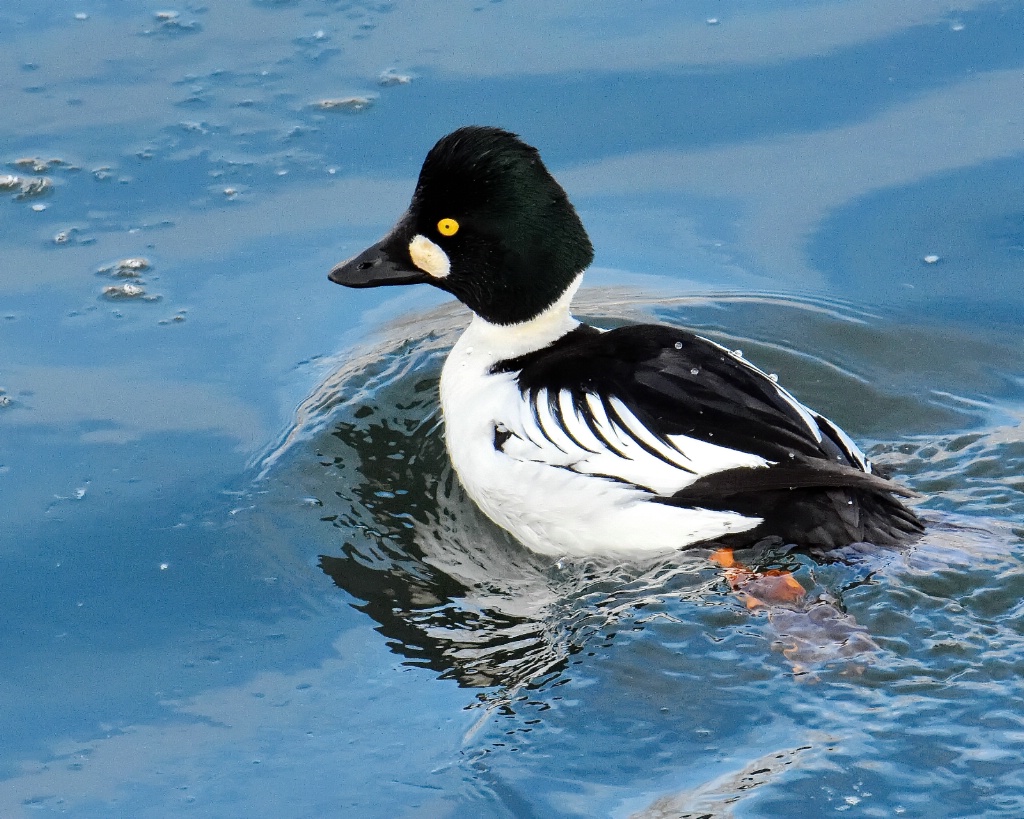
left=269, top=305, right=889, bottom=695
left=306, top=340, right=715, bottom=690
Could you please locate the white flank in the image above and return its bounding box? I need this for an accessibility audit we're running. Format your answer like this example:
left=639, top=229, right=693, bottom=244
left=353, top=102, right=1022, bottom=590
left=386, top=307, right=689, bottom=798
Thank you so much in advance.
left=439, top=279, right=764, bottom=556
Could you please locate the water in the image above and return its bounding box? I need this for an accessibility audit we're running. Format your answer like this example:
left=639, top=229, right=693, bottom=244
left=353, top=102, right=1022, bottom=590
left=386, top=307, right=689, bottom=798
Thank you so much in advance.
left=2, top=2, right=1023, bottom=816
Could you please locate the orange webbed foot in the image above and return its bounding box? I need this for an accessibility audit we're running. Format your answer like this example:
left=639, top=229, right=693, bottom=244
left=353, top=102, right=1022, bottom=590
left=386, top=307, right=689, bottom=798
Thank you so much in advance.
left=709, top=547, right=806, bottom=608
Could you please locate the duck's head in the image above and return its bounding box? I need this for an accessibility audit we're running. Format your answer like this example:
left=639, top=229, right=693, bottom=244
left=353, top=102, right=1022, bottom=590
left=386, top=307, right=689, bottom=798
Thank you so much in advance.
left=329, top=126, right=594, bottom=325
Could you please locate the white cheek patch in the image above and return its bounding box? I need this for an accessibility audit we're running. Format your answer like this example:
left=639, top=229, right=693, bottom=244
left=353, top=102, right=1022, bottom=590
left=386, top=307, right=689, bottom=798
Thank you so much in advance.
left=408, top=234, right=450, bottom=279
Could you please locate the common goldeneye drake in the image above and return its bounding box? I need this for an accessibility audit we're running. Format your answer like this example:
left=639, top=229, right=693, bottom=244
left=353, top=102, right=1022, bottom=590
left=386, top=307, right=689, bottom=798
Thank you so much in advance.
left=328, top=126, right=923, bottom=557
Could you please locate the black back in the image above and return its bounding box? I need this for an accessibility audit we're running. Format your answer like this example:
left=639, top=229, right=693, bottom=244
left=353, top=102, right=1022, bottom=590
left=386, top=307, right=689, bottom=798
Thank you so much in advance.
left=494, top=324, right=924, bottom=551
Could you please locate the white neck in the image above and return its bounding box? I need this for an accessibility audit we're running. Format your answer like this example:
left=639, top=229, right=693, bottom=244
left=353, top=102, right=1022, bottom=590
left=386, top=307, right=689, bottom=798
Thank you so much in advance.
left=459, top=273, right=583, bottom=359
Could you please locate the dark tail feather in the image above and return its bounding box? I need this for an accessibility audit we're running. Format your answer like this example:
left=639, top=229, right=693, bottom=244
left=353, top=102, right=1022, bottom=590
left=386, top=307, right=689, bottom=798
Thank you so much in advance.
left=664, top=460, right=924, bottom=554
left=669, top=485, right=924, bottom=554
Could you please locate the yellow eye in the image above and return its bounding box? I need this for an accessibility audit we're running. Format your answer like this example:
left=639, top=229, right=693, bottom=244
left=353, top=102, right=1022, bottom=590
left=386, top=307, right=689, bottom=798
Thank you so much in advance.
left=437, top=218, right=459, bottom=237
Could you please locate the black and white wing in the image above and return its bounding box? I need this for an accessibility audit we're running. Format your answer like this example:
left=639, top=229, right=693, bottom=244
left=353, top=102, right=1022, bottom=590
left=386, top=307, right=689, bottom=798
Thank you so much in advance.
left=492, top=323, right=921, bottom=548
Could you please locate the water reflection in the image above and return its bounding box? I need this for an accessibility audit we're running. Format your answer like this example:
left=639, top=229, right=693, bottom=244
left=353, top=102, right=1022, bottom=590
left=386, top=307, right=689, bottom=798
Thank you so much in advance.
left=260, top=290, right=1019, bottom=698
left=269, top=303, right=718, bottom=691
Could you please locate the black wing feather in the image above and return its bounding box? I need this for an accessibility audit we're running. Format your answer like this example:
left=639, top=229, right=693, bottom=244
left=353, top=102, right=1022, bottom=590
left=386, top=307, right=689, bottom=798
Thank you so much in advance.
left=495, top=324, right=845, bottom=464
left=493, top=323, right=923, bottom=550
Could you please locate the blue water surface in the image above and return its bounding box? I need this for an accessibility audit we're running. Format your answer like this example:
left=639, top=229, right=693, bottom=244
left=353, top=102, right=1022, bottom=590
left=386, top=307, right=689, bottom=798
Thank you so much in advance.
left=2, top=1, right=1023, bottom=816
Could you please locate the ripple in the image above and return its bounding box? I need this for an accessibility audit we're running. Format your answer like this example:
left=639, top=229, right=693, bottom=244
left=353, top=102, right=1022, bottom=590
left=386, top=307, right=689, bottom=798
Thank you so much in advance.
left=256, top=291, right=1023, bottom=709
left=881, top=408, right=1024, bottom=518
left=238, top=289, right=1024, bottom=815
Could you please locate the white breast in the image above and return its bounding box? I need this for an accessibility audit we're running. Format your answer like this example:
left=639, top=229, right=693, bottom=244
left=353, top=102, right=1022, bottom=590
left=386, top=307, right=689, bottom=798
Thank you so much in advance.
left=438, top=309, right=763, bottom=557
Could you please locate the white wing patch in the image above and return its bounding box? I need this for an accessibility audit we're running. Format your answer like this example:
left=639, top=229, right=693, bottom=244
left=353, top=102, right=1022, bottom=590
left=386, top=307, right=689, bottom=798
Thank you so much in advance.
left=500, top=387, right=771, bottom=496
left=813, top=411, right=872, bottom=472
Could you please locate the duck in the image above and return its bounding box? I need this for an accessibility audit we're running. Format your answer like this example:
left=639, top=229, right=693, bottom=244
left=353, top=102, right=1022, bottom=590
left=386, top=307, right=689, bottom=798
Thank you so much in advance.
left=328, top=126, right=923, bottom=558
